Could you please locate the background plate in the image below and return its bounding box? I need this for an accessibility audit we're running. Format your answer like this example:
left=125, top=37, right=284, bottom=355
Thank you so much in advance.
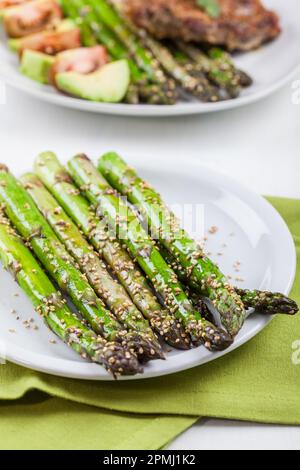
left=0, top=156, right=296, bottom=380
left=0, top=0, right=299, bottom=116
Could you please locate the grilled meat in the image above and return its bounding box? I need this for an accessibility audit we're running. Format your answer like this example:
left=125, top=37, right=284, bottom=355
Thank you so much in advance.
left=124, top=0, right=281, bottom=51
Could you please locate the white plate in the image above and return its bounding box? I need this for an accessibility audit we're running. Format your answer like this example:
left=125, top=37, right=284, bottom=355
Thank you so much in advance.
left=0, top=156, right=296, bottom=381
left=0, top=0, right=299, bottom=116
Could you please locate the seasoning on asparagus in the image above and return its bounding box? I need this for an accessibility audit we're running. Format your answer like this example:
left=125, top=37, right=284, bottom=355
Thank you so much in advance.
left=111, top=0, right=221, bottom=102
left=176, top=41, right=245, bottom=99
left=62, top=0, right=177, bottom=104
left=85, top=0, right=166, bottom=85
left=21, top=171, right=164, bottom=360
left=34, top=152, right=189, bottom=350
left=98, top=152, right=246, bottom=337
left=236, top=288, right=299, bottom=315
left=0, top=208, right=141, bottom=376
left=160, top=244, right=299, bottom=316
left=0, top=165, right=159, bottom=362
left=68, top=154, right=233, bottom=351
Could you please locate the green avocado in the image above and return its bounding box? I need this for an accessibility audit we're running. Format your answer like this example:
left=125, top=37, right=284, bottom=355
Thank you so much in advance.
left=20, top=50, right=55, bottom=84
left=55, top=60, right=130, bottom=103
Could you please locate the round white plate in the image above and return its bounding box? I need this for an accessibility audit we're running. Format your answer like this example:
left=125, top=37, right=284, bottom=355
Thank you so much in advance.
left=0, top=156, right=296, bottom=380
left=0, top=0, right=299, bottom=116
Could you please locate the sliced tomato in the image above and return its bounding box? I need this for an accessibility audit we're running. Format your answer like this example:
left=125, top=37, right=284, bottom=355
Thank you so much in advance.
left=50, top=46, right=109, bottom=85
left=17, top=28, right=82, bottom=55
left=0, top=0, right=28, bottom=8
left=4, top=0, right=63, bottom=38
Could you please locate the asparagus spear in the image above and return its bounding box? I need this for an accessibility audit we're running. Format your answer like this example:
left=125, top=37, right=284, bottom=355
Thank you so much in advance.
left=59, top=0, right=97, bottom=47
left=134, top=33, right=221, bottom=103
left=34, top=152, right=189, bottom=350
left=85, top=0, right=166, bottom=85
left=68, top=154, right=233, bottom=351
left=176, top=41, right=244, bottom=99
left=63, top=0, right=176, bottom=104
left=21, top=172, right=164, bottom=358
left=0, top=208, right=141, bottom=376
left=236, top=288, right=298, bottom=315
left=109, top=0, right=220, bottom=103
left=159, top=243, right=298, bottom=316
left=98, top=153, right=246, bottom=337
left=0, top=165, right=159, bottom=362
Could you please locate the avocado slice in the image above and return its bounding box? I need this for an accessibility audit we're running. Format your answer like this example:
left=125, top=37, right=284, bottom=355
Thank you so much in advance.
left=55, top=60, right=130, bottom=103
left=20, top=50, right=54, bottom=84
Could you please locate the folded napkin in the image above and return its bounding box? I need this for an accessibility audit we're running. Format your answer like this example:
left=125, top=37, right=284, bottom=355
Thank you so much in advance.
left=0, top=197, right=299, bottom=450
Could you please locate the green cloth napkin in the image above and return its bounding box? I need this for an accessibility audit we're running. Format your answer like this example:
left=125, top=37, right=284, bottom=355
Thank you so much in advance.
left=0, top=197, right=299, bottom=450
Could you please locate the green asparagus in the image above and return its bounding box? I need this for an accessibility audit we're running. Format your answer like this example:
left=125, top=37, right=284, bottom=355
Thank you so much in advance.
left=134, top=34, right=221, bottom=103
left=176, top=41, right=243, bottom=99
left=98, top=152, right=246, bottom=337
left=34, top=152, right=189, bottom=350
left=0, top=208, right=141, bottom=376
left=159, top=243, right=299, bottom=316
left=110, top=0, right=221, bottom=103
left=59, top=0, right=97, bottom=47
left=63, top=0, right=177, bottom=104
left=86, top=0, right=165, bottom=85
left=68, top=154, right=233, bottom=351
left=236, top=288, right=299, bottom=315
left=0, top=164, right=159, bottom=362
left=21, top=172, right=164, bottom=360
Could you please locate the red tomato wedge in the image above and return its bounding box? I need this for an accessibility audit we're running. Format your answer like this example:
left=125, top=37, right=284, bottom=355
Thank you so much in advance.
left=0, top=0, right=28, bottom=8
left=3, top=0, right=63, bottom=38
left=50, top=46, right=109, bottom=85
left=16, top=28, right=82, bottom=55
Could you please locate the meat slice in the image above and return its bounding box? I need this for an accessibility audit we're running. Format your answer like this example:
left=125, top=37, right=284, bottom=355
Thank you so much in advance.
left=124, top=0, right=281, bottom=51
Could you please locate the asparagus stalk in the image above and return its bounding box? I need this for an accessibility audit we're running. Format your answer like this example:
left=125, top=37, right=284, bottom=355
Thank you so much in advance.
left=159, top=243, right=298, bottom=316
left=59, top=0, right=97, bottom=47
left=110, top=0, right=220, bottom=103
left=135, top=34, right=221, bottom=103
left=0, top=208, right=141, bottom=376
left=21, top=172, right=164, bottom=360
left=64, top=0, right=177, bottom=104
left=34, top=152, right=189, bottom=350
left=236, top=288, right=298, bottom=315
left=68, top=154, right=233, bottom=351
left=85, top=0, right=166, bottom=85
left=176, top=41, right=244, bottom=99
left=0, top=165, right=159, bottom=362
left=98, top=153, right=246, bottom=337
left=208, top=48, right=253, bottom=89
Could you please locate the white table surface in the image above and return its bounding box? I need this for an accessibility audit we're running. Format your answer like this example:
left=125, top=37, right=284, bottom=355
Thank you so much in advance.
left=1, top=73, right=300, bottom=450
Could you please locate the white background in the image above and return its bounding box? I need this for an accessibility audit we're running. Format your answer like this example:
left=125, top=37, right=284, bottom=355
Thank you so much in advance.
left=0, top=71, right=300, bottom=449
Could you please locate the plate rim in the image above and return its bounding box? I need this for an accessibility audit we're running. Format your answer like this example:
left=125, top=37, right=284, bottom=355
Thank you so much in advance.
left=1, top=59, right=299, bottom=117
left=0, top=157, right=296, bottom=381
left=0, top=0, right=300, bottom=117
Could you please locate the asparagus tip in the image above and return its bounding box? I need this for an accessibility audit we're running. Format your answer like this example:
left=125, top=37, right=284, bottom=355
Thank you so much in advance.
left=122, top=332, right=165, bottom=363
left=151, top=315, right=191, bottom=350
left=189, top=320, right=234, bottom=352
left=93, top=341, right=143, bottom=377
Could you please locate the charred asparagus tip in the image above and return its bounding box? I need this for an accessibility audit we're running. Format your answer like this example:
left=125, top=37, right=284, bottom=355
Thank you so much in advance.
left=188, top=321, right=233, bottom=352
left=203, top=326, right=233, bottom=352
left=93, top=341, right=143, bottom=377
left=151, top=316, right=191, bottom=350
left=122, top=332, right=165, bottom=363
